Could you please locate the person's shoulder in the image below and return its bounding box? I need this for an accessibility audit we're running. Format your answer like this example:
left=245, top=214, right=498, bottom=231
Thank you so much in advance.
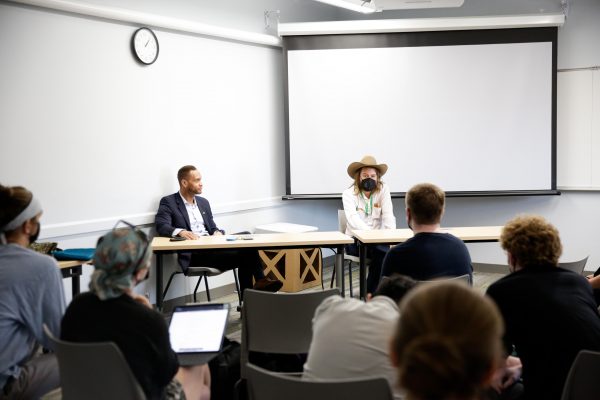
left=342, top=186, right=356, bottom=197
left=369, top=295, right=400, bottom=313
left=388, top=240, right=410, bottom=255
left=10, top=245, right=58, bottom=270
left=486, top=272, right=519, bottom=296
left=315, top=295, right=362, bottom=316
left=65, top=291, right=100, bottom=316
left=435, top=232, right=470, bottom=249
left=195, top=195, right=210, bottom=205
left=160, top=192, right=179, bottom=202
left=121, top=296, right=166, bottom=325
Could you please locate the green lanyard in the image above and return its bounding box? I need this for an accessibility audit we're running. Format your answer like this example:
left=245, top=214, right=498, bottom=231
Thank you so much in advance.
left=359, top=192, right=374, bottom=216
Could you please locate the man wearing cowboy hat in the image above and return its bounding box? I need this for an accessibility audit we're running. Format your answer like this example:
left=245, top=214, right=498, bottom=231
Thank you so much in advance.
left=342, top=155, right=396, bottom=294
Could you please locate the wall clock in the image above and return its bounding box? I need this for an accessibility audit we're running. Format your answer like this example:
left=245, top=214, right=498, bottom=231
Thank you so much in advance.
left=132, top=27, right=159, bottom=65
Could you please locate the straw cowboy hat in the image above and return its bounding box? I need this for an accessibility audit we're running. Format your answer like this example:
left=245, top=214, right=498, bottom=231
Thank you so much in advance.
left=347, top=155, right=388, bottom=178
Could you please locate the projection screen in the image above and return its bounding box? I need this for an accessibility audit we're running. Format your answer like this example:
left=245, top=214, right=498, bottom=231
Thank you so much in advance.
left=282, top=28, right=557, bottom=198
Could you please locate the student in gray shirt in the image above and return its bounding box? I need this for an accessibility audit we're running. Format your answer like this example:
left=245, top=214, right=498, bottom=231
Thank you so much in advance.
left=303, top=275, right=417, bottom=400
left=0, top=184, right=65, bottom=399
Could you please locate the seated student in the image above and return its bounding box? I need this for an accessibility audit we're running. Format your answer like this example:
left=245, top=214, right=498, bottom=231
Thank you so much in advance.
left=391, top=281, right=504, bottom=400
left=61, top=224, right=210, bottom=400
left=381, top=183, right=472, bottom=282
left=486, top=215, right=600, bottom=400
left=0, top=184, right=65, bottom=399
left=303, top=274, right=417, bottom=399
left=155, top=165, right=281, bottom=296
left=342, top=155, right=396, bottom=294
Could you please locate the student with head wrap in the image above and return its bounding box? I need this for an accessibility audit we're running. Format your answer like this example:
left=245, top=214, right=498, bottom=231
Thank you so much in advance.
left=0, top=184, right=65, bottom=399
left=61, top=223, right=210, bottom=400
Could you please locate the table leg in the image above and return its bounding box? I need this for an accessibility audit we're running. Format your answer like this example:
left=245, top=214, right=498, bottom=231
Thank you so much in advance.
left=335, top=245, right=345, bottom=297
left=156, top=253, right=163, bottom=310
left=71, top=266, right=81, bottom=298
left=359, top=243, right=367, bottom=300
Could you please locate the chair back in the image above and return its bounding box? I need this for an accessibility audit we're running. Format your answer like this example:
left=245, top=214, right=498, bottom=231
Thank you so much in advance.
left=240, top=288, right=339, bottom=378
left=561, top=350, right=600, bottom=400
left=246, top=363, right=393, bottom=400
left=559, top=256, right=589, bottom=275
left=43, top=325, right=146, bottom=400
left=338, top=210, right=348, bottom=234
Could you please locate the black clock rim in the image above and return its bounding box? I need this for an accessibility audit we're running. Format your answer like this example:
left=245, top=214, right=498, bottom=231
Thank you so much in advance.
left=131, top=27, right=159, bottom=65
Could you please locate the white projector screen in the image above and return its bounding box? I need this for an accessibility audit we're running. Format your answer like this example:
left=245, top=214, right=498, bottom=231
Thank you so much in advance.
left=283, top=28, right=557, bottom=197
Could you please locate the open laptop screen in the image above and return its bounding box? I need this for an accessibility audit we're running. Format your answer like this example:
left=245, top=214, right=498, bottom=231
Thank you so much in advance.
left=169, top=304, right=229, bottom=354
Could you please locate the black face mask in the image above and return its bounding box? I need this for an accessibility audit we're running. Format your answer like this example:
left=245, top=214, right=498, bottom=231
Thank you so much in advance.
left=360, top=178, right=377, bottom=192
left=29, top=221, right=40, bottom=244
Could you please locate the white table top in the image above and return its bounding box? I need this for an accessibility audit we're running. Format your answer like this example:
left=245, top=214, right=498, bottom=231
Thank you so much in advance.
left=152, top=231, right=352, bottom=251
left=351, top=226, right=503, bottom=244
left=254, top=222, right=319, bottom=233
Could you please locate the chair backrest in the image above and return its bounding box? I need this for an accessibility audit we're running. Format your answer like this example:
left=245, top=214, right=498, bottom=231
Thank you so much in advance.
left=559, top=256, right=589, bottom=275
left=240, top=288, right=339, bottom=378
left=246, top=363, right=393, bottom=400
left=561, top=350, right=600, bottom=400
left=43, top=325, right=146, bottom=400
left=338, top=210, right=348, bottom=234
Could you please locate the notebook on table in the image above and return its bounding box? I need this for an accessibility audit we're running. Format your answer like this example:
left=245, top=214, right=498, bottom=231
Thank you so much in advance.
left=168, top=303, right=230, bottom=366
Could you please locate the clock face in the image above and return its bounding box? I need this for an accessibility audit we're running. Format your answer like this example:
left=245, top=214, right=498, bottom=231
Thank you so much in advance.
left=132, top=27, right=159, bottom=65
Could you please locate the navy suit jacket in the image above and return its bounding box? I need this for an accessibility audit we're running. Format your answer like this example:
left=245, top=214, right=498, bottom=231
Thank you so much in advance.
left=155, top=192, right=223, bottom=268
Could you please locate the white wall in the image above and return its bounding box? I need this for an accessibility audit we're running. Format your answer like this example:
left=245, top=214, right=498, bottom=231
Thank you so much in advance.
left=2, top=0, right=600, bottom=303
left=0, top=0, right=340, bottom=303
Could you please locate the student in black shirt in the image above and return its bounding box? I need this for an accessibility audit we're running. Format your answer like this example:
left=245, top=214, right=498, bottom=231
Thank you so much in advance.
left=61, top=223, right=210, bottom=400
left=487, top=215, right=600, bottom=400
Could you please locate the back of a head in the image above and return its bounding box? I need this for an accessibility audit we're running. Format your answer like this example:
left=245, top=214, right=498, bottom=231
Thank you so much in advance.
left=373, top=274, right=418, bottom=304
left=0, top=184, right=33, bottom=230
left=500, top=214, right=562, bottom=268
left=90, top=226, right=151, bottom=300
left=392, top=282, right=503, bottom=400
left=406, top=183, right=445, bottom=225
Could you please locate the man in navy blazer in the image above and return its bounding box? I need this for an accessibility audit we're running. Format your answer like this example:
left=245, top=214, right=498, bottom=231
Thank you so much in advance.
left=155, top=165, right=282, bottom=296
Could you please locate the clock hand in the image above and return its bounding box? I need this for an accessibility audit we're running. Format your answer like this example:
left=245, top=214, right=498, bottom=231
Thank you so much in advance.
left=145, top=39, right=149, bottom=47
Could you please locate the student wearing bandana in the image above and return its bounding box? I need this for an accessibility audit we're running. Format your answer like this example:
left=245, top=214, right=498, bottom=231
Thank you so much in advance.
left=342, top=155, right=396, bottom=294
left=61, top=224, right=210, bottom=400
left=0, top=185, right=65, bottom=399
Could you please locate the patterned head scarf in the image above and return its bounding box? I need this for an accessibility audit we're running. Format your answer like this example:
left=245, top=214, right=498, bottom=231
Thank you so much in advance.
left=90, top=226, right=151, bottom=300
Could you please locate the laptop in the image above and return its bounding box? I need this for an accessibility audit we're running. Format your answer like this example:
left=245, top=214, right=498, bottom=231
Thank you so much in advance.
left=168, top=303, right=230, bottom=366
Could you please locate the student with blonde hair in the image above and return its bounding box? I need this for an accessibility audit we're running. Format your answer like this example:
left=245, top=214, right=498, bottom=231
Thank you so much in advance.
left=391, top=282, right=504, bottom=400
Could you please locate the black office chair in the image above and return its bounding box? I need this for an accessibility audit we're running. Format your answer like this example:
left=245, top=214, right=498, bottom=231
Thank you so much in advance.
left=162, top=266, right=241, bottom=305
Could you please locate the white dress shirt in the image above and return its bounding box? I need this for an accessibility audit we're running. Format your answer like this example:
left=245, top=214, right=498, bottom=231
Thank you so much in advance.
left=342, top=182, right=396, bottom=235
left=172, top=193, right=208, bottom=237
